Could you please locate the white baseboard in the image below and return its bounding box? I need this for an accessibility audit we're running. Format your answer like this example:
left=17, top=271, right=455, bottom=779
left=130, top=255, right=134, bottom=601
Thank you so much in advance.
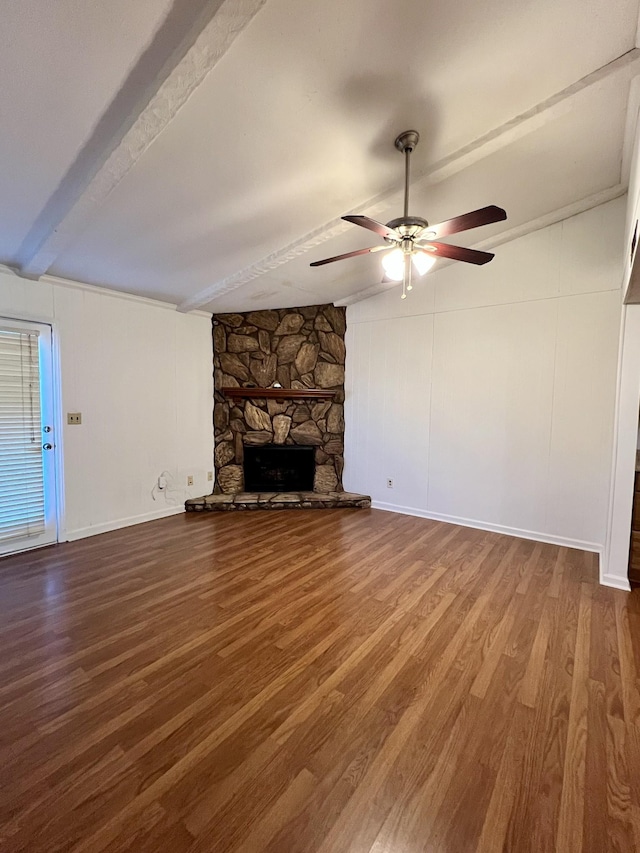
left=63, top=505, right=185, bottom=542
left=600, top=572, right=632, bottom=591
left=371, top=500, right=603, bottom=555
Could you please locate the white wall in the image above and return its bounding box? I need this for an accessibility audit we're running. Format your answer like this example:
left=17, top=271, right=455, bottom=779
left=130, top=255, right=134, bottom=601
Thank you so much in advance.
left=344, top=198, right=625, bottom=558
left=0, top=265, right=213, bottom=541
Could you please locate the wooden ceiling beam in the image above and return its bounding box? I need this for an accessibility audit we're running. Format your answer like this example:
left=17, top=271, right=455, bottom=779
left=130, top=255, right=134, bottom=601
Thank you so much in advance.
left=15, top=0, right=268, bottom=281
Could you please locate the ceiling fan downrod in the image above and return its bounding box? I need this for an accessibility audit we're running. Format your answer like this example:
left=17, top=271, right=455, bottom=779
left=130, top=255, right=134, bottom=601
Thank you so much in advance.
left=394, top=129, right=419, bottom=220
left=386, top=131, right=429, bottom=240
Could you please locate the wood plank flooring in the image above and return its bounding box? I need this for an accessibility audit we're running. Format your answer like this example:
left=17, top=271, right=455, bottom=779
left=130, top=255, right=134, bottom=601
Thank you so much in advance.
left=0, top=508, right=639, bottom=851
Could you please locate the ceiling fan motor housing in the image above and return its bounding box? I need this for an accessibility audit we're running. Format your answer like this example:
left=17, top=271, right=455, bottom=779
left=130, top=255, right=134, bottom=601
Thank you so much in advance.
left=385, top=216, right=430, bottom=241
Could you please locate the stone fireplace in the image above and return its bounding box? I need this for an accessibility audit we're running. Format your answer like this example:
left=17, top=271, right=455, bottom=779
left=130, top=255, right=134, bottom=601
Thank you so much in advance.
left=185, top=302, right=371, bottom=512
left=212, top=304, right=347, bottom=494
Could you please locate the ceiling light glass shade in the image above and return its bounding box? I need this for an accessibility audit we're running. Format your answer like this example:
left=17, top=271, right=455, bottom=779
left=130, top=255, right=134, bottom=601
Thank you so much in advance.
left=412, top=250, right=436, bottom=276
left=381, top=248, right=405, bottom=281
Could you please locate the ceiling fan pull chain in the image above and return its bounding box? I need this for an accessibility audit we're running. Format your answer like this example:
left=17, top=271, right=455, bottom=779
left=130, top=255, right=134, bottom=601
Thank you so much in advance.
left=401, top=251, right=410, bottom=299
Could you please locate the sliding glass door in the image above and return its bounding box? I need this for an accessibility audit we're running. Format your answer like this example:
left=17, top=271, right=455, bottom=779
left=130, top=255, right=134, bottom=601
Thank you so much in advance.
left=0, top=319, right=57, bottom=556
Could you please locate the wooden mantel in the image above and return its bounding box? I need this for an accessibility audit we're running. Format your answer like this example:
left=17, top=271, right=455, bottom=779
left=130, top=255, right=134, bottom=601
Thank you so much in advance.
left=221, top=386, right=335, bottom=401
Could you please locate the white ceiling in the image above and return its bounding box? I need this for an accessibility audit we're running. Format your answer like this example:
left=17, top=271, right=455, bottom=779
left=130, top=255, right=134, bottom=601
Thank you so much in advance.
left=2, top=0, right=639, bottom=311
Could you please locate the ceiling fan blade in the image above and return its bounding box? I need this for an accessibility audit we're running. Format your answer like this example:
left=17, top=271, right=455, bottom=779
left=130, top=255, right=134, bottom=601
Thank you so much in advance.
left=423, top=241, right=495, bottom=265
left=424, top=205, right=507, bottom=239
left=342, top=215, right=399, bottom=240
left=310, top=245, right=387, bottom=267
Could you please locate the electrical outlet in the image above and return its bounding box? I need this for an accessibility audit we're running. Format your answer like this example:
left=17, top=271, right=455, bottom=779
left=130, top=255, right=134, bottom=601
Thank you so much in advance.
left=387, top=478, right=393, bottom=488
left=207, top=471, right=213, bottom=481
left=67, top=412, right=82, bottom=425
left=187, top=475, right=194, bottom=487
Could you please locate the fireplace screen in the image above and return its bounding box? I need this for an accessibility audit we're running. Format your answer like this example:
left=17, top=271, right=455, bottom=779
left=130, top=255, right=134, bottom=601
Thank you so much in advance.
left=243, top=445, right=314, bottom=492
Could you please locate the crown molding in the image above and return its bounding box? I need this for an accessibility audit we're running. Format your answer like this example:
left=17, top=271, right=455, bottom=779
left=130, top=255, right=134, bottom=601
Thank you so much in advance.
left=0, top=264, right=212, bottom=317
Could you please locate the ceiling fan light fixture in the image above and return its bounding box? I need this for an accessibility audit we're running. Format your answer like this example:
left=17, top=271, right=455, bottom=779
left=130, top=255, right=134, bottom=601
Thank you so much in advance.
left=412, top=250, right=436, bottom=276
left=381, top=247, right=405, bottom=281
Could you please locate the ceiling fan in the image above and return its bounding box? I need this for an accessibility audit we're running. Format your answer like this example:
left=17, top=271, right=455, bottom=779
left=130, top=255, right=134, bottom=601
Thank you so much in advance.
left=310, top=130, right=507, bottom=298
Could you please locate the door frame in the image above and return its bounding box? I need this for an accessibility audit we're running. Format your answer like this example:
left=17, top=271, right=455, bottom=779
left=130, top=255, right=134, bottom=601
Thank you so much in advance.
left=0, top=313, right=65, bottom=554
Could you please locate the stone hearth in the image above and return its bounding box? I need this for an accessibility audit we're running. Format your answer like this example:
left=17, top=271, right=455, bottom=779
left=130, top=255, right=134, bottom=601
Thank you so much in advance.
left=185, top=491, right=371, bottom=512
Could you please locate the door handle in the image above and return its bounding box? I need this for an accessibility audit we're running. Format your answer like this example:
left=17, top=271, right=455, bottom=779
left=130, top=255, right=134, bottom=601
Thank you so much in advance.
left=42, top=443, right=54, bottom=451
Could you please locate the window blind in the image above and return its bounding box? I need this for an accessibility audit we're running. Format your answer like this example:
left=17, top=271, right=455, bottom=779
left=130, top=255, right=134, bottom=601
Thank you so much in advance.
left=0, top=326, right=45, bottom=542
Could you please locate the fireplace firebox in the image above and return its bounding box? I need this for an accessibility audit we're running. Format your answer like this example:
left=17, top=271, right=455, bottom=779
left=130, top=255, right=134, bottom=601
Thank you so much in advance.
left=243, top=445, right=314, bottom=492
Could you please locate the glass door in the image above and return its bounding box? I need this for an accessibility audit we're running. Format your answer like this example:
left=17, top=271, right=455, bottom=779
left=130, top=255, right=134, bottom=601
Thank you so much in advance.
left=0, top=319, right=58, bottom=556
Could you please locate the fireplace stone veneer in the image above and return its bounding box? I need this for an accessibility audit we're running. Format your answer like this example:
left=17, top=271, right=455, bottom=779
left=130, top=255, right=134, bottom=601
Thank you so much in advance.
left=212, top=304, right=347, bottom=495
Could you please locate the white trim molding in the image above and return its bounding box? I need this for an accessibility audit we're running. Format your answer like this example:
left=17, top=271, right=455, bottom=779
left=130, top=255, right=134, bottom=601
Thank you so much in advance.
left=602, top=303, right=640, bottom=592
left=601, top=573, right=632, bottom=592
left=0, top=264, right=212, bottom=317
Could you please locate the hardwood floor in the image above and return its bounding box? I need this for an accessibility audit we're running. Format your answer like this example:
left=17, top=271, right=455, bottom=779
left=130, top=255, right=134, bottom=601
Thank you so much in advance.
left=0, top=508, right=639, bottom=851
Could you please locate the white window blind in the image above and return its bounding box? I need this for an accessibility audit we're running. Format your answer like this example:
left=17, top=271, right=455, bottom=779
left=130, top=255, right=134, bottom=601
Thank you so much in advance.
left=0, top=326, right=45, bottom=542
